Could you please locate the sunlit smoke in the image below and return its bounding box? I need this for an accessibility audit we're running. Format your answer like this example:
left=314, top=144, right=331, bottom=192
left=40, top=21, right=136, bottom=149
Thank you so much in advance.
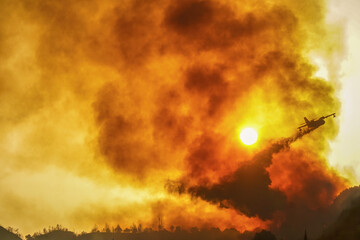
left=169, top=128, right=319, bottom=219
left=0, top=0, right=349, bottom=238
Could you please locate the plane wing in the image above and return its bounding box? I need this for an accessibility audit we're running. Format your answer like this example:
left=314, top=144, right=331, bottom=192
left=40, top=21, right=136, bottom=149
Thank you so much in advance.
left=297, top=124, right=307, bottom=129
left=323, top=113, right=336, bottom=119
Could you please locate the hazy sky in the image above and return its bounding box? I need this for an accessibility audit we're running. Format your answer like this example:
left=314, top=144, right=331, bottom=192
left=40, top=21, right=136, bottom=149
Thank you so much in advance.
left=327, top=0, right=360, bottom=184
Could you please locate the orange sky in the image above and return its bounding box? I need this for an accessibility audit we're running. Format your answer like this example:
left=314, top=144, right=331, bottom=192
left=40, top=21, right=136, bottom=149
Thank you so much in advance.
left=0, top=0, right=358, bottom=237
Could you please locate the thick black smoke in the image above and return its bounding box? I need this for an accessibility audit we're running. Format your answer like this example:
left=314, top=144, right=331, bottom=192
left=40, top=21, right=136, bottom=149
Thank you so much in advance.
left=183, top=129, right=316, bottom=219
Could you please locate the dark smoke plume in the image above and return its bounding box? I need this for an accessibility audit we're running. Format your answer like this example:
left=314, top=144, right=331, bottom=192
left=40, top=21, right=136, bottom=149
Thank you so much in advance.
left=179, top=129, right=316, bottom=220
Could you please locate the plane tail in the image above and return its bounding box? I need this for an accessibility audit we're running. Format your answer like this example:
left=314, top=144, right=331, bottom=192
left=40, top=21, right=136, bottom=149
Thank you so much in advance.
left=304, top=117, right=309, bottom=124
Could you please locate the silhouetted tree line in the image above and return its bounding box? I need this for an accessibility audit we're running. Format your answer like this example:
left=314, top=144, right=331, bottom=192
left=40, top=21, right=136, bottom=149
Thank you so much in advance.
left=0, top=225, right=22, bottom=240
left=4, top=191, right=360, bottom=240
left=0, top=224, right=280, bottom=240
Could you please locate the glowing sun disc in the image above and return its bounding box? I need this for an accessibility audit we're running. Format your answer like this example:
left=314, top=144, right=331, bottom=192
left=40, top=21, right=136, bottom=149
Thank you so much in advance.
left=240, top=128, right=258, bottom=145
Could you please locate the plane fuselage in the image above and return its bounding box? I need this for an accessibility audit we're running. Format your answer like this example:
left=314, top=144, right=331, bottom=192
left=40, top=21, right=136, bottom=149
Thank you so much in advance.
left=298, top=113, right=335, bottom=130
left=307, top=118, right=325, bottom=128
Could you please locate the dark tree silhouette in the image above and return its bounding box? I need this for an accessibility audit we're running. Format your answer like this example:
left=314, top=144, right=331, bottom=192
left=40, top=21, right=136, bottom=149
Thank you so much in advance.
left=114, top=224, right=122, bottom=233
left=0, top=226, right=22, bottom=240
left=253, top=230, right=277, bottom=240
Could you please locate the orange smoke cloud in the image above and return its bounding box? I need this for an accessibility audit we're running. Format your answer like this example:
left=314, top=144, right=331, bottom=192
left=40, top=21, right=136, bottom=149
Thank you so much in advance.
left=149, top=198, right=270, bottom=232
left=269, top=149, right=347, bottom=210
left=0, top=0, right=348, bottom=238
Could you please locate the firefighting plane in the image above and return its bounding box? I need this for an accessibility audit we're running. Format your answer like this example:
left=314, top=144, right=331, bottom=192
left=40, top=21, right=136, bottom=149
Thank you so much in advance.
left=297, top=113, right=336, bottom=130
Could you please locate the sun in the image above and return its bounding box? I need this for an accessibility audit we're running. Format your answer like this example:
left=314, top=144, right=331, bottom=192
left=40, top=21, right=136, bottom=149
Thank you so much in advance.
left=240, top=128, right=258, bottom=145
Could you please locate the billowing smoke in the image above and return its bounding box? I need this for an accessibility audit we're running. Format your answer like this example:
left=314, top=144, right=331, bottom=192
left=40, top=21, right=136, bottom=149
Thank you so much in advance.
left=0, top=0, right=350, bottom=238
left=187, top=130, right=315, bottom=220
left=178, top=128, right=347, bottom=238
left=92, top=0, right=342, bottom=184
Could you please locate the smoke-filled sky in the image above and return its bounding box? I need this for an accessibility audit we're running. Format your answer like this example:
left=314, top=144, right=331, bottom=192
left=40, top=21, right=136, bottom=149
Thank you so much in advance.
left=0, top=0, right=359, bottom=239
